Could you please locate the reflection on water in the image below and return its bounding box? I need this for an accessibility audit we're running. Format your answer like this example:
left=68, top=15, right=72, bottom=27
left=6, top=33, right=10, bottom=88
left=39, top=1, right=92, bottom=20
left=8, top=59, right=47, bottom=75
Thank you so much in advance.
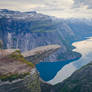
left=48, top=37, right=92, bottom=85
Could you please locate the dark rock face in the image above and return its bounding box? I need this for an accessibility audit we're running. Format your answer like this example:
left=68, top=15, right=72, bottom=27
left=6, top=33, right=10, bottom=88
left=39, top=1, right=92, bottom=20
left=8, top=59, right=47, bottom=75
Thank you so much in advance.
left=40, top=82, right=53, bottom=92
left=53, top=62, right=92, bottom=92
left=0, top=45, right=60, bottom=92
left=0, top=9, right=80, bottom=62
left=0, top=68, right=41, bottom=92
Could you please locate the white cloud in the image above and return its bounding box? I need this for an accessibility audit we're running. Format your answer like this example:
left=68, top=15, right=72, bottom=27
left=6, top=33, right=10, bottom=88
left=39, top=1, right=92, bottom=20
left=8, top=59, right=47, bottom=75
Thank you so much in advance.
left=73, top=0, right=92, bottom=9
left=0, top=0, right=92, bottom=18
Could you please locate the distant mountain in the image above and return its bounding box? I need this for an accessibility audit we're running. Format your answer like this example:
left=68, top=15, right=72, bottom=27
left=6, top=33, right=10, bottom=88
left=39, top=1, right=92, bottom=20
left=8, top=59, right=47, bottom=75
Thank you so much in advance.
left=64, top=18, right=92, bottom=41
left=53, top=61, right=92, bottom=92
left=0, top=9, right=80, bottom=62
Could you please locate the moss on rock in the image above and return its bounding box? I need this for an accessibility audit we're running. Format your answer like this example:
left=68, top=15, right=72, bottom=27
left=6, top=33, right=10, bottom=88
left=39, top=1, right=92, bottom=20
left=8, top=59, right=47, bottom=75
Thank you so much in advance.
left=8, top=50, right=34, bottom=67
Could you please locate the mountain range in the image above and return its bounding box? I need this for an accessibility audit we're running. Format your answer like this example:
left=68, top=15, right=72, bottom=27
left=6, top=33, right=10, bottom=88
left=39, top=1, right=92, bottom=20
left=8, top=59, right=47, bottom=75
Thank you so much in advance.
left=0, top=9, right=92, bottom=92
left=0, top=9, right=82, bottom=62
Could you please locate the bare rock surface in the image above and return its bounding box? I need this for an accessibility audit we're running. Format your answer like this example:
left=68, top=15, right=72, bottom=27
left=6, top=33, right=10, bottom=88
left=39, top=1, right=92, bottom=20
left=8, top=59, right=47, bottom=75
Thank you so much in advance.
left=22, top=44, right=61, bottom=64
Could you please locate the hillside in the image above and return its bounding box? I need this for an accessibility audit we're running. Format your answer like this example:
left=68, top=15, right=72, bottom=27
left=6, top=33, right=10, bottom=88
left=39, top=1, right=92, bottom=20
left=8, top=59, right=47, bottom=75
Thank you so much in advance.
left=65, top=18, right=92, bottom=41
left=53, top=61, right=92, bottom=92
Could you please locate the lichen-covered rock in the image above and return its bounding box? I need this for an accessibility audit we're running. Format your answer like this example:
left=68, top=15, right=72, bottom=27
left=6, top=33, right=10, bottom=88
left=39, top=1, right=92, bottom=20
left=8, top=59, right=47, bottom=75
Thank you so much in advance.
left=0, top=68, right=41, bottom=92
left=24, top=69, right=41, bottom=92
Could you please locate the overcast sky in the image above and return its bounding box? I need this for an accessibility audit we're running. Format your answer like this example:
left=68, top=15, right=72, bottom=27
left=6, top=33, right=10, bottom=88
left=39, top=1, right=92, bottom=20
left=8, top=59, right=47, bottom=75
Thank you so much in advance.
left=0, top=0, right=92, bottom=18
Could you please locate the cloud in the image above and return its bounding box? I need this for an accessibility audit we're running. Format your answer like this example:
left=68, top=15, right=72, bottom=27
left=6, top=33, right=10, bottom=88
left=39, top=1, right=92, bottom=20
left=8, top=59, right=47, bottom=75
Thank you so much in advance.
left=0, top=0, right=45, bottom=11
left=0, top=0, right=92, bottom=18
left=0, top=0, right=74, bottom=11
left=73, top=0, right=92, bottom=9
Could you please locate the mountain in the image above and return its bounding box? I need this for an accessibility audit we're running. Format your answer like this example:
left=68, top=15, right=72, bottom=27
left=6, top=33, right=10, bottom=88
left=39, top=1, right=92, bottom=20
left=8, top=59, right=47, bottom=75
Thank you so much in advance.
left=0, top=9, right=92, bottom=92
left=0, top=9, right=80, bottom=62
left=53, top=61, right=92, bottom=92
left=64, top=18, right=92, bottom=41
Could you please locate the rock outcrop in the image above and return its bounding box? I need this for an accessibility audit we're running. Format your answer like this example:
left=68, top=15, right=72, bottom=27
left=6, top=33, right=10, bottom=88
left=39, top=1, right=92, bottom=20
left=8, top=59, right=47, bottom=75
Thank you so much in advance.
left=0, top=44, right=61, bottom=92
left=0, top=68, right=41, bottom=92
left=22, top=45, right=61, bottom=64
left=0, top=49, right=18, bottom=59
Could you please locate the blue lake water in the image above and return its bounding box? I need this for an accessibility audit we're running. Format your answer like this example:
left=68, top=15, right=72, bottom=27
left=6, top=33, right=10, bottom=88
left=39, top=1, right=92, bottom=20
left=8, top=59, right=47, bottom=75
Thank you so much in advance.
left=36, top=57, right=79, bottom=81
left=36, top=37, right=92, bottom=85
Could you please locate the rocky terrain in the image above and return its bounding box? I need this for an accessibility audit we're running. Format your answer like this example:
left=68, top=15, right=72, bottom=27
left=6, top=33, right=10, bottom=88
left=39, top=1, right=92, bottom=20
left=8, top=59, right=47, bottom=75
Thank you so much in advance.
left=0, top=44, right=60, bottom=92
left=0, top=49, right=18, bottom=59
left=0, top=50, right=34, bottom=77
left=22, top=45, right=61, bottom=64
left=0, top=68, right=41, bottom=92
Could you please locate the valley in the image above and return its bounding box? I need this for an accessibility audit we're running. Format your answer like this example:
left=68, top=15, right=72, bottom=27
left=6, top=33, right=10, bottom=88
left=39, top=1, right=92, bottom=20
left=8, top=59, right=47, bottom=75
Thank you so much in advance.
left=0, top=9, right=92, bottom=92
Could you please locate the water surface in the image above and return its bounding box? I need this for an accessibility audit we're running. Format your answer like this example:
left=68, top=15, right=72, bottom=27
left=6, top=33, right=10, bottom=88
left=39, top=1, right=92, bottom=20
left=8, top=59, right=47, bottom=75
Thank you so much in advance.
left=36, top=57, right=79, bottom=81
left=48, top=37, right=92, bottom=85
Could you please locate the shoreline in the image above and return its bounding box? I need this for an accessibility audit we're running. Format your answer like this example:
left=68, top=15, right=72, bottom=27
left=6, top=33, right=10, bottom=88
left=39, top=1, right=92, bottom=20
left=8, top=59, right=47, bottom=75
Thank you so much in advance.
left=48, top=36, right=92, bottom=85
left=36, top=53, right=81, bottom=83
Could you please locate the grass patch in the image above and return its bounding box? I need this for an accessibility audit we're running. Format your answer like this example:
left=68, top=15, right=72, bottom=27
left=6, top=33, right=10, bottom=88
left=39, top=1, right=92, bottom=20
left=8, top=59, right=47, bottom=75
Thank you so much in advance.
left=0, top=72, right=30, bottom=82
left=8, top=50, right=34, bottom=67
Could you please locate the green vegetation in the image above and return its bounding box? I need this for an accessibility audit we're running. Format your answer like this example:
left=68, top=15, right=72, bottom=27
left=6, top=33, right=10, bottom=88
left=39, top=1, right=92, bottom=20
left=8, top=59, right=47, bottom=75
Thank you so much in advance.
left=77, top=62, right=92, bottom=72
left=8, top=50, right=34, bottom=67
left=60, top=85, right=71, bottom=92
left=0, top=40, right=3, bottom=49
left=55, top=61, right=92, bottom=92
left=0, top=50, right=35, bottom=81
left=0, top=72, right=30, bottom=82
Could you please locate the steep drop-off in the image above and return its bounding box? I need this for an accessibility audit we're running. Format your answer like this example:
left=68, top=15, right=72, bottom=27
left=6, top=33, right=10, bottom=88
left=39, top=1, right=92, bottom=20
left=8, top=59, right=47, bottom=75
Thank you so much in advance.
left=0, top=44, right=60, bottom=92
left=0, top=9, right=80, bottom=62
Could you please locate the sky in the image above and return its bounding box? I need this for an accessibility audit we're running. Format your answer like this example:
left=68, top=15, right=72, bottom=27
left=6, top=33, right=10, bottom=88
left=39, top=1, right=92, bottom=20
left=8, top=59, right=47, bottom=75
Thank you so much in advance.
left=0, top=0, right=92, bottom=18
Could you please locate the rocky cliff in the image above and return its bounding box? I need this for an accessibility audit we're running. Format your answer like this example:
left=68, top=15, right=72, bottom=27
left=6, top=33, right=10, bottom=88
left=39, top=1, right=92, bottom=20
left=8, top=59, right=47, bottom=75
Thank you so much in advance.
left=0, top=68, right=41, bottom=92
left=22, top=45, right=61, bottom=64
left=0, top=9, right=80, bottom=62
left=0, top=44, right=60, bottom=92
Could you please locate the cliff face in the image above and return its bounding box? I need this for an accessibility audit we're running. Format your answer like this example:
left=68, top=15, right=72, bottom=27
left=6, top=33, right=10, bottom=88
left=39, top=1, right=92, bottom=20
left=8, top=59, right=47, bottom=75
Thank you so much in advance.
left=0, top=50, right=40, bottom=92
left=0, top=68, right=41, bottom=92
left=0, top=9, right=80, bottom=62
left=22, top=45, right=61, bottom=64
left=53, top=62, right=92, bottom=92
left=0, top=44, right=60, bottom=92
